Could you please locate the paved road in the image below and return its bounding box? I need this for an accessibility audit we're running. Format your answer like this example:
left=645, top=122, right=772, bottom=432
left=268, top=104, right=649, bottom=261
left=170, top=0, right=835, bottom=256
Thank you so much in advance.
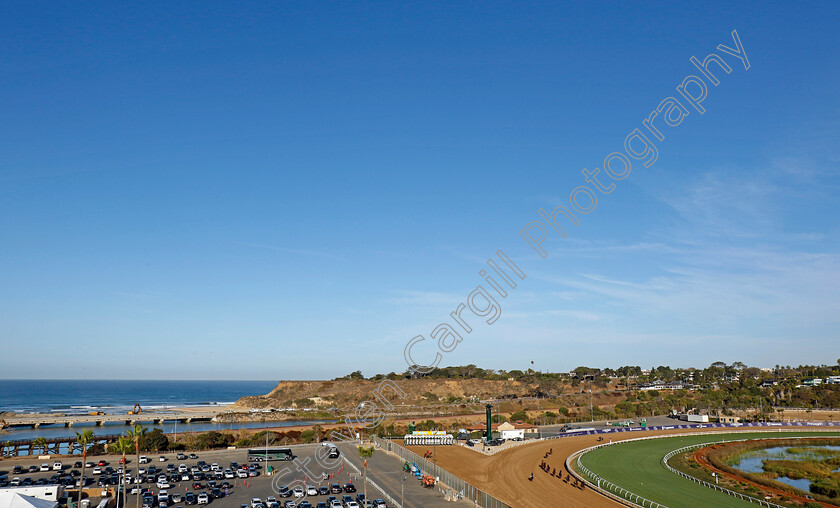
left=336, top=443, right=462, bottom=508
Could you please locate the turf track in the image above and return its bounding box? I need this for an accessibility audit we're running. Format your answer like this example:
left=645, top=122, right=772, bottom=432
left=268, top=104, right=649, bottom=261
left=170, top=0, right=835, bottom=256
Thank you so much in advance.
left=578, top=430, right=840, bottom=508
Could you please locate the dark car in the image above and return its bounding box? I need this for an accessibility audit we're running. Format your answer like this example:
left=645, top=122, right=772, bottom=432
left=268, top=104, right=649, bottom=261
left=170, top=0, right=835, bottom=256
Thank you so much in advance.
left=277, top=486, right=292, bottom=498
left=13, top=466, right=23, bottom=474
left=329, top=484, right=342, bottom=494
left=318, top=487, right=329, bottom=496
left=210, top=488, right=223, bottom=499
left=343, top=484, right=356, bottom=493
left=327, top=448, right=340, bottom=459
left=184, top=492, right=197, bottom=505
left=298, top=502, right=312, bottom=508
left=74, top=462, right=83, bottom=469
left=189, top=454, right=198, bottom=460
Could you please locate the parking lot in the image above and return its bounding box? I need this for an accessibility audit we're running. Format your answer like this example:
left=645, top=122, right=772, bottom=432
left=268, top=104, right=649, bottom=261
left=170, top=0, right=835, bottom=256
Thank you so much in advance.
left=0, top=445, right=391, bottom=508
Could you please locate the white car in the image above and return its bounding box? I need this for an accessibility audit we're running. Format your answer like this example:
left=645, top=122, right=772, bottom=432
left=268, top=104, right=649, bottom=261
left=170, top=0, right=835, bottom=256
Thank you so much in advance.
left=139, top=456, right=149, bottom=464
left=40, top=464, right=50, bottom=472
left=328, top=502, right=341, bottom=508
left=345, top=502, right=359, bottom=508
left=224, top=470, right=235, bottom=479
left=265, top=498, right=276, bottom=505
left=292, top=487, right=304, bottom=498
left=197, top=493, right=209, bottom=505
left=237, top=470, right=248, bottom=479
left=210, top=463, right=220, bottom=471
left=52, top=462, right=63, bottom=471
left=171, top=494, right=182, bottom=503
left=159, top=456, right=167, bottom=462
left=250, top=498, right=262, bottom=508
left=157, top=480, right=171, bottom=489
left=181, top=473, right=191, bottom=481
left=93, top=467, right=103, bottom=475
left=178, top=464, right=188, bottom=473
left=305, top=485, right=317, bottom=496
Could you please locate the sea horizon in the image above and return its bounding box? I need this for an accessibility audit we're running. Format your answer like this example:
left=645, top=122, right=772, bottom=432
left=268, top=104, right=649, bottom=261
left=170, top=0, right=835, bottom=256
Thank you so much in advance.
left=0, top=379, right=278, bottom=415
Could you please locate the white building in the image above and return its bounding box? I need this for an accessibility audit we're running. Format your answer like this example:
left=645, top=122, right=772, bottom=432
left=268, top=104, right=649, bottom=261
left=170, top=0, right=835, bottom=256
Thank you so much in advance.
left=0, top=491, right=59, bottom=508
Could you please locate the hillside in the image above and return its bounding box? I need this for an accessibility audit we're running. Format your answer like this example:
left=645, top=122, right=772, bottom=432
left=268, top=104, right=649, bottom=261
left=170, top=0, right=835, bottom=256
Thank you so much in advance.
left=233, top=377, right=560, bottom=410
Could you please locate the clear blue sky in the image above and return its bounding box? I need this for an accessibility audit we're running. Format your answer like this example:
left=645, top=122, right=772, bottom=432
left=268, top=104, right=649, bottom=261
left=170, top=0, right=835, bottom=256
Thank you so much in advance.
left=1, top=1, right=838, bottom=380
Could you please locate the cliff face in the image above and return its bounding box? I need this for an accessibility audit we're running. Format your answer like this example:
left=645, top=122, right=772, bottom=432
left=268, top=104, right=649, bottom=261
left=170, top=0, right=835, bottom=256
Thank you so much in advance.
left=233, top=378, right=551, bottom=410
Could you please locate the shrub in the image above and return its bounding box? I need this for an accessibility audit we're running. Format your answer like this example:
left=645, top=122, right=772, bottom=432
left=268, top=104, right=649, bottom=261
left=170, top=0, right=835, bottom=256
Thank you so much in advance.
left=140, top=429, right=169, bottom=452
left=193, top=431, right=234, bottom=450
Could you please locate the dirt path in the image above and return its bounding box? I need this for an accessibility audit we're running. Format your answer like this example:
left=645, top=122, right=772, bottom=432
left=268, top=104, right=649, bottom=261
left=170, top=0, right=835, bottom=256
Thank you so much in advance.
left=693, top=444, right=836, bottom=508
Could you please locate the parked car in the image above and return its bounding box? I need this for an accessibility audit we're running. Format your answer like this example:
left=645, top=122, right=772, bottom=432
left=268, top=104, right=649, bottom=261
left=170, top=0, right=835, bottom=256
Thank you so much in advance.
left=318, top=487, right=329, bottom=496
left=171, top=494, right=182, bottom=503
left=40, top=464, right=50, bottom=472
left=189, top=454, right=198, bottom=460
left=373, top=500, right=387, bottom=508
left=329, top=484, right=342, bottom=494
left=139, top=456, right=149, bottom=464
left=343, top=484, right=356, bottom=493
left=159, top=456, right=167, bottom=462
left=197, top=493, right=209, bottom=505
left=184, top=492, right=197, bottom=505
left=176, top=454, right=187, bottom=460
left=292, top=487, right=304, bottom=498
left=305, top=485, right=317, bottom=496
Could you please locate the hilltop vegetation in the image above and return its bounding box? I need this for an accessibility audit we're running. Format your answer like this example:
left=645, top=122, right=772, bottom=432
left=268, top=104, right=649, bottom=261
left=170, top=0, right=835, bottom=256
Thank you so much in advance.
left=234, top=361, right=840, bottom=420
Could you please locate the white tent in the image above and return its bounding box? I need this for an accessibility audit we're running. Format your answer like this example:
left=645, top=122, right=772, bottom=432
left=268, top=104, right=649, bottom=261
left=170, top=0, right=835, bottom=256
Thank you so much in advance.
left=0, top=492, right=58, bottom=508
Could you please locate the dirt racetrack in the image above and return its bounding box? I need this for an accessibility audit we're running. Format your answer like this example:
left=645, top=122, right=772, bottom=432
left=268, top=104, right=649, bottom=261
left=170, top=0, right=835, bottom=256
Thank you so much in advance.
left=403, top=427, right=827, bottom=508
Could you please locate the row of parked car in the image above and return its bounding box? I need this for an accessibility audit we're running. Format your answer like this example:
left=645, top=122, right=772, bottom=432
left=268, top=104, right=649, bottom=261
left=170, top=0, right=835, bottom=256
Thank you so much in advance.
left=248, top=488, right=387, bottom=508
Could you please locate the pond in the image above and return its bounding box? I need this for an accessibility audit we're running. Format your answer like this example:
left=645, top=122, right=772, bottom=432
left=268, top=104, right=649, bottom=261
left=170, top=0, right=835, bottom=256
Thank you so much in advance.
left=728, top=445, right=840, bottom=492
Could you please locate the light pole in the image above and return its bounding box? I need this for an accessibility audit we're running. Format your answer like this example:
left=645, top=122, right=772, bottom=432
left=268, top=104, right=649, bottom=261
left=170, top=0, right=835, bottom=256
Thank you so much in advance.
left=401, top=474, right=406, bottom=507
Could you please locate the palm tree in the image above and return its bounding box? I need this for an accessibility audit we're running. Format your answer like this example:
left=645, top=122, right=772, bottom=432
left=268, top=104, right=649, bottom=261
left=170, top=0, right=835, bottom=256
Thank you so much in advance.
left=75, top=429, right=95, bottom=508
left=125, top=425, right=147, bottom=508
left=33, top=437, right=48, bottom=455
left=112, top=437, right=133, bottom=508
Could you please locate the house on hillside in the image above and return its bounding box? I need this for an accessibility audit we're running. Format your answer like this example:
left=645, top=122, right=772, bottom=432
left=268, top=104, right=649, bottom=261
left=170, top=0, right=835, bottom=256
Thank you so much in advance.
left=639, top=380, right=685, bottom=391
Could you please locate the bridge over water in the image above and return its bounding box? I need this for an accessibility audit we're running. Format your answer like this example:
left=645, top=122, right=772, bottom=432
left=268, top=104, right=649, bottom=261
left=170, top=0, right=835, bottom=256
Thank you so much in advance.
left=1, top=413, right=215, bottom=429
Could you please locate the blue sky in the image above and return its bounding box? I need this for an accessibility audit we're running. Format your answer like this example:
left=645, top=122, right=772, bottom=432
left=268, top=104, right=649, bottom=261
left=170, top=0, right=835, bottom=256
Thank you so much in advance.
left=1, top=1, right=838, bottom=380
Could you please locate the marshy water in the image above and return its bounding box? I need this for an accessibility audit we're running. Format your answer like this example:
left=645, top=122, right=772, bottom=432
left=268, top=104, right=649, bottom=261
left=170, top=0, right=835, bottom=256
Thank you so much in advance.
left=728, top=445, right=840, bottom=492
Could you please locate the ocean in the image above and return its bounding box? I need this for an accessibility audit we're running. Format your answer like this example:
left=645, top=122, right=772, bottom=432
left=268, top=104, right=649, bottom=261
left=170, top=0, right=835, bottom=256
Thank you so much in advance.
left=0, top=379, right=277, bottom=414
left=0, top=379, right=339, bottom=444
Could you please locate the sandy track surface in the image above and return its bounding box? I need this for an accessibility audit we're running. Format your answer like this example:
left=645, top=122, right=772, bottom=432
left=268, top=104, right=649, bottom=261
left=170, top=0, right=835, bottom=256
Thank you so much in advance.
left=405, top=427, right=827, bottom=508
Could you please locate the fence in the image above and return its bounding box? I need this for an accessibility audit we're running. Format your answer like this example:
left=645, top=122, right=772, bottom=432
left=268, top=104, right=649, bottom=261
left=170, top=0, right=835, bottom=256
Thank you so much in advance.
left=569, top=431, right=824, bottom=508
left=374, top=437, right=513, bottom=508
left=341, top=456, right=402, bottom=508
left=661, top=442, right=787, bottom=508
